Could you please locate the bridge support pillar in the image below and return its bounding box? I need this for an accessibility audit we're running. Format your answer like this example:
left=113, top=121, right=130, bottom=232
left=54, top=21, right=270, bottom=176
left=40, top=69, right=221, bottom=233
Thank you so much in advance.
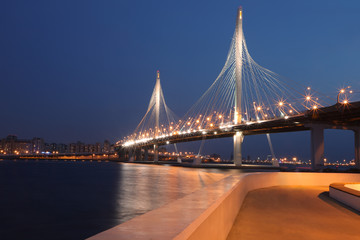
left=153, top=144, right=159, bottom=162
left=193, top=155, right=202, bottom=165
left=135, top=148, right=141, bottom=161
left=310, top=125, right=325, bottom=170
left=144, top=148, right=149, bottom=161
left=129, top=149, right=134, bottom=162
left=118, top=148, right=126, bottom=161
left=354, top=129, right=360, bottom=169
left=233, top=131, right=244, bottom=166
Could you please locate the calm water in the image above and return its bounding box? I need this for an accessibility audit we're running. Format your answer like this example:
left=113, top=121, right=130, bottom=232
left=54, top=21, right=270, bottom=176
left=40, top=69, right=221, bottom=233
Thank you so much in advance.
left=0, top=160, right=230, bottom=240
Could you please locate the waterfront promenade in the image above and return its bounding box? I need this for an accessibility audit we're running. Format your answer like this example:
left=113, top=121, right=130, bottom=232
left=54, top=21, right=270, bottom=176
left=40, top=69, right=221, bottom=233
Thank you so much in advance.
left=89, top=171, right=360, bottom=240
left=227, top=186, right=360, bottom=240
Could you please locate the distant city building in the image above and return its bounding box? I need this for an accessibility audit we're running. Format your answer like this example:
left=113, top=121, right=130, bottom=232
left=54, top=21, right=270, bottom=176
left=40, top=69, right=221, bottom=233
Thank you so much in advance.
left=0, top=135, right=32, bottom=154
left=103, top=140, right=110, bottom=153
left=0, top=135, right=114, bottom=155
left=32, top=137, right=44, bottom=153
left=49, top=143, right=58, bottom=153
left=95, top=143, right=101, bottom=153
left=57, top=144, right=67, bottom=153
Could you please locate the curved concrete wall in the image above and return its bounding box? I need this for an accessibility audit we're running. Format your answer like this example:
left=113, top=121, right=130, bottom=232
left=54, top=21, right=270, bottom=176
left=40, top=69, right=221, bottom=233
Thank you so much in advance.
left=88, top=172, right=360, bottom=240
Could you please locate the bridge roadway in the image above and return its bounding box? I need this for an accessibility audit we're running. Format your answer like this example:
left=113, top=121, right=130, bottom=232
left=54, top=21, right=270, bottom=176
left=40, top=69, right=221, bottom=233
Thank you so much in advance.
left=118, top=101, right=360, bottom=149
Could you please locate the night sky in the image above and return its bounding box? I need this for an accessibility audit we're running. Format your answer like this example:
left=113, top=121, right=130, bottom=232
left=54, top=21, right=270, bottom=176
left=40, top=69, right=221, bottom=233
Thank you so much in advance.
left=1, top=0, right=360, bottom=161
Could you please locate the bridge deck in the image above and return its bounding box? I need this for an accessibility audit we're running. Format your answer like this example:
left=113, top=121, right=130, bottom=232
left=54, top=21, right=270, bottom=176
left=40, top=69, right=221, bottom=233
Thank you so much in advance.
left=118, top=101, right=360, bottom=149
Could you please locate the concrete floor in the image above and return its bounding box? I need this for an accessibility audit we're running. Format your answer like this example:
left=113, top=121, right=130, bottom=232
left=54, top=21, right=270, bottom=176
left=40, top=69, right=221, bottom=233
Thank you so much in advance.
left=227, top=186, right=360, bottom=240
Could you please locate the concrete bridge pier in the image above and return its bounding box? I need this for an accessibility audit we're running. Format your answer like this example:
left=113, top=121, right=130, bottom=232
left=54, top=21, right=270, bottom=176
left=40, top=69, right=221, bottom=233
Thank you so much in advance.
left=128, top=149, right=134, bottom=162
left=354, top=129, right=360, bottom=169
left=233, top=131, right=244, bottom=166
left=310, top=125, right=325, bottom=170
left=153, top=144, right=159, bottom=162
left=118, top=148, right=126, bottom=161
left=134, top=148, right=141, bottom=161
left=193, top=155, right=202, bottom=165
left=144, top=148, right=149, bottom=161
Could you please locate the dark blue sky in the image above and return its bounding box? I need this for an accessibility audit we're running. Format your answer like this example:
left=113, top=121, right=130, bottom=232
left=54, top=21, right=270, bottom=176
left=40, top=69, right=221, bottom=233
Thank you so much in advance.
left=1, top=0, right=360, bottom=161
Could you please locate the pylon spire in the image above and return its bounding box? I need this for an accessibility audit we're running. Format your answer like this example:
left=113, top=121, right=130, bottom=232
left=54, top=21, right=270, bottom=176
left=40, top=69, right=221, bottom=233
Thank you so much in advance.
left=155, top=70, right=161, bottom=135
left=234, top=6, right=243, bottom=124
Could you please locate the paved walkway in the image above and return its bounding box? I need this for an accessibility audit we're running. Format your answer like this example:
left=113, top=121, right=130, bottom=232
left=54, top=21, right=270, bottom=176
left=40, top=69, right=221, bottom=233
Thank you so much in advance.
left=227, top=186, right=360, bottom=240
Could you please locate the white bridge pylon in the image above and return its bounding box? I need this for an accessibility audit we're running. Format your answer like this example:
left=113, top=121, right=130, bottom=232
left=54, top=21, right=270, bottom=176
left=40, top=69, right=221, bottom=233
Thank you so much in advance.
left=175, top=7, right=325, bottom=166
left=124, top=70, right=177, bottom=162
left=234, top=7, right=244, bottom=166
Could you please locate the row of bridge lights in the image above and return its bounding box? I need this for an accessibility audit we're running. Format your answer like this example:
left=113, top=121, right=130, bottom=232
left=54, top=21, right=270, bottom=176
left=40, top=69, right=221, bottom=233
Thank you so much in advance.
left=122, top=86, right=354, bottom=147
left=124, top=87, right=320, bottom=145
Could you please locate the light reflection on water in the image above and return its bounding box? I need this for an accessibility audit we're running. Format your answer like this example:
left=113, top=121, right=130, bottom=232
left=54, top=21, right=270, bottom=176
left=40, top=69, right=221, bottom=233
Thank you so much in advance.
left=0, top=160, right=230, bottom=240
left=115, top=163, right=230, bottom=223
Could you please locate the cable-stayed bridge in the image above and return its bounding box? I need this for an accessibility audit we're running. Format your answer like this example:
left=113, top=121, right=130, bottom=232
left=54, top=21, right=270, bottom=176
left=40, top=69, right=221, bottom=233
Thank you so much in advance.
left=116, top=7, right=360, bottom=170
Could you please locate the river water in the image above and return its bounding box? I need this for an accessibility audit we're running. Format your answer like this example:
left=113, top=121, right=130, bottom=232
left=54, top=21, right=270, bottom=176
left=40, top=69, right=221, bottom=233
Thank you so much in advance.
left=0, top=160, right=231, bottom=239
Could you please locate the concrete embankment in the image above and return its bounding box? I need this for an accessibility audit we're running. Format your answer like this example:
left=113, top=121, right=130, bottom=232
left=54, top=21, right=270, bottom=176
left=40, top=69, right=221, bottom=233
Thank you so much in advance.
left=88, top=172, right=360, bottom=240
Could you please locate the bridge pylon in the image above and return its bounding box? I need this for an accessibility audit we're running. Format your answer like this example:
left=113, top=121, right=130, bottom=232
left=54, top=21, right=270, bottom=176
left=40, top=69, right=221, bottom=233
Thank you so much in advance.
left=234, top=131, right=243, bottom=166
left=233, top=7, right=244, bottom=166
left=120, top=70, right=178, bottom=163
left=153, top=71, right=161, bottom=162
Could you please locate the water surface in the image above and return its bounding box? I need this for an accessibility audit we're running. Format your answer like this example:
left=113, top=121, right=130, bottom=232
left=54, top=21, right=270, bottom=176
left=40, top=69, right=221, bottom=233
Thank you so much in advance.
left=0, top=160, right=229, bottom=239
